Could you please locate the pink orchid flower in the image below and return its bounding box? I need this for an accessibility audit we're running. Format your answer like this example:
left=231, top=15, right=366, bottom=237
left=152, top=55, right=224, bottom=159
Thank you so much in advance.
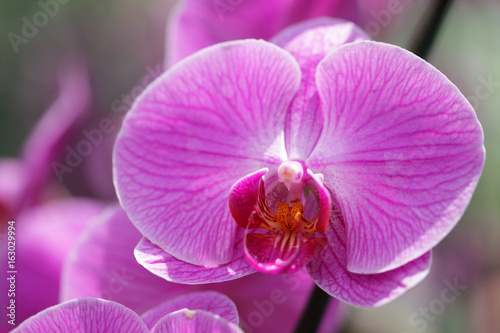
left=114, top=19, right=485, bottom=307
left=12, top=291, right=242, bottom=332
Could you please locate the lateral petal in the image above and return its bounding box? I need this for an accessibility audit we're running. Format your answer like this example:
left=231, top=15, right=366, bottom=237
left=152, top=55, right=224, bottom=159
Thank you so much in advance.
left=114, top=40, right=300, bottom=266
left=308, top=41, right=485, bottom=273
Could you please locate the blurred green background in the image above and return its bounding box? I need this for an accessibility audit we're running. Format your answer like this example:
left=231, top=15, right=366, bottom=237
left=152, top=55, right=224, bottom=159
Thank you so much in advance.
left=1, top=0, right=499, bottom=332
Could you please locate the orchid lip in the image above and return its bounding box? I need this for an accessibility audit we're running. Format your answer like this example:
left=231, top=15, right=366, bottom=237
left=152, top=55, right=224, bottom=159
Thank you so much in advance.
left=243, top=211, right=304, bottom=274
left=230, top=167, right=330, bottom=274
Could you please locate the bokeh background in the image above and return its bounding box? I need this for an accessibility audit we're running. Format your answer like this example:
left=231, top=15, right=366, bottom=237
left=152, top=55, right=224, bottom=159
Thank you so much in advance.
left=1, top=0, right=499, bottom=332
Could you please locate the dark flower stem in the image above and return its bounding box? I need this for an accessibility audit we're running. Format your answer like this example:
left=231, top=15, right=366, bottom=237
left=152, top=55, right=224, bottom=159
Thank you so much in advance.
left=293, top=285, right=330, bottom=333
left=411, top=0, right=455, bottom=59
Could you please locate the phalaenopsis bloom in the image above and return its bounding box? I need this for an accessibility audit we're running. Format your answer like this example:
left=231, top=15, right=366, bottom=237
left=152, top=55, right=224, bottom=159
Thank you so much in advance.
left=114, top=19, right=485, bottom=307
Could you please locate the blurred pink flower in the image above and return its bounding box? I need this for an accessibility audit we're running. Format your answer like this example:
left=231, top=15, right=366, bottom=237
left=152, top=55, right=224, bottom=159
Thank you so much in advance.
left=0, top=60, right=106, bottom=330
left=0, top=59, right=91, bottom=219
left=166, top=0, right=406, bottom=66
left=114, top=19, right=484, bottom=307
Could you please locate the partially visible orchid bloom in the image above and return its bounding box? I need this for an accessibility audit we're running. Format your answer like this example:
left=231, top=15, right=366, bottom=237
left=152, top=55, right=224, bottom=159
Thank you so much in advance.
left=12, top=292, right=242, bottom=332
left=166, top=0, right=411, bottom=66
left=0, top=60, right=106, bottom=330
left=0, top=59, right=91, bottom=220
left=114, top=19, right=485, bottom=307
left=61, top=204, right=345, bottom=333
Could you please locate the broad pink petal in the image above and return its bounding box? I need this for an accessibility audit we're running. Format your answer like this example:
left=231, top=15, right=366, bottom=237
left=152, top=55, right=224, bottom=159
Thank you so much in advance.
left=308, top=41, right=485, bottom=273
left=21, top=58, right=90, bottom=203
left=142, top=291, right=238, bottom=330
left=6, top=199, right=105, bottom=326
left=272, top=18, right=369, bottom=160
left=135, top=237, right=255, bottom=284
left=12, top=298, right=148, bottom=333
left=307, top=204, right=431, bottom=307
left=152, top=309, right=242, bottom=333
left=115, top=40, right=300, bottom=266
left=60, top=204, right=195, bottom=314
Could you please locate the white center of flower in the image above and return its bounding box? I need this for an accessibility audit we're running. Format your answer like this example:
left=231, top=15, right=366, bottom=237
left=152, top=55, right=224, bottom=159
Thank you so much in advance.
left=277, top=160, right=303, bottom=191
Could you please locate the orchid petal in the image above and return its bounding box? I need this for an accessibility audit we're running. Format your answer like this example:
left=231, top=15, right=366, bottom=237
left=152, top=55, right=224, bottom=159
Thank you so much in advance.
left=61, top=204, right=194, bottom=314
left=308, top=41, right=485, bottom=273
left=12, top=298, right=148, bottom=333
left=307, top=203, right=431, bottom=307
left=272, top=18, right=369, bottom=160
left=135, top=237, right=255, bottom=284
left=142, top=291, right=238, bottom=330
left=152, top=309, right=243, bottom=333
left=115, top=40, right=300, bottom=267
